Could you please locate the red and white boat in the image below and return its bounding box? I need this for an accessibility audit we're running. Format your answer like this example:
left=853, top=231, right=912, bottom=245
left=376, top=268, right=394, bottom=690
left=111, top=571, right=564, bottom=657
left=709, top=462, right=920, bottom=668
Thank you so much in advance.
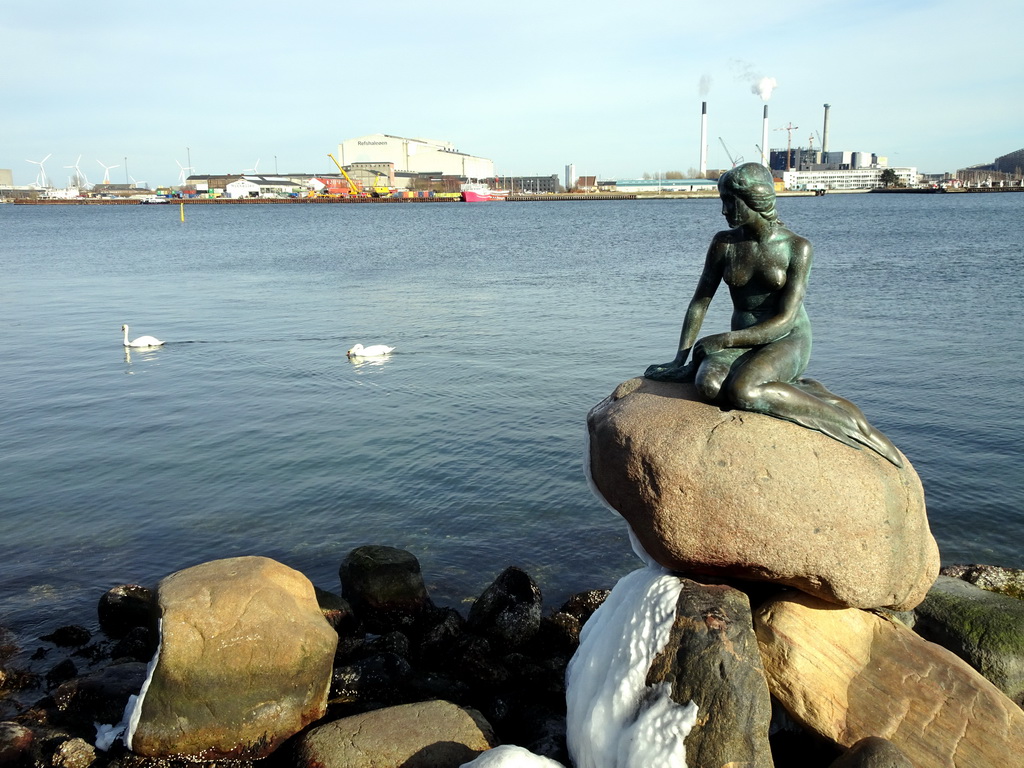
left=461, top=182, right=509, bottom=202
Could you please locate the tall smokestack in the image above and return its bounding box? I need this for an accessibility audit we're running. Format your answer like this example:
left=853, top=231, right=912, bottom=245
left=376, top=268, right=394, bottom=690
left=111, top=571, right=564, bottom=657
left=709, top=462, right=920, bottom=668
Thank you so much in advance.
left=761, top=105, right=769, bottom=167
left=699, top=102, right=708, bottom=177
left=822, top=103, right=831, bottom=155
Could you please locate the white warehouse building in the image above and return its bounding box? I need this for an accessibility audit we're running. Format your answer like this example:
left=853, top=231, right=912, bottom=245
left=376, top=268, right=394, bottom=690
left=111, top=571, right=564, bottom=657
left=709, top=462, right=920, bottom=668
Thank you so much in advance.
left=782, top=166, right=918, bottom=191
left=337, top=134, right=495, bottom=180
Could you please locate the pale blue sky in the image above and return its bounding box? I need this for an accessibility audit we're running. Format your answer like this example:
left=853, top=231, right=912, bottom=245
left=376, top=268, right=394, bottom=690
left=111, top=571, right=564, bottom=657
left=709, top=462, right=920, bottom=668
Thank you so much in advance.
left=3, top=0, right=1021, bottom=187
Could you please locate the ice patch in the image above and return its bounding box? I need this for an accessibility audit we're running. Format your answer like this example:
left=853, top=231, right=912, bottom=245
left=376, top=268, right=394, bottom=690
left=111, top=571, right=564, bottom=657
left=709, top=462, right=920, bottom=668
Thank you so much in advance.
left=566, top=565, right=698, bottom=768
left=459, top=744, right=566, bottom=766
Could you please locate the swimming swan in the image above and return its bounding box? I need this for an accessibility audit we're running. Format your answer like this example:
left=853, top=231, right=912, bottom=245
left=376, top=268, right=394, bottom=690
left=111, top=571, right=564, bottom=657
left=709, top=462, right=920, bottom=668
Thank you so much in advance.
left=122, top=324, right=164, bottom=348
left=347, top=343, right=394, bottom=358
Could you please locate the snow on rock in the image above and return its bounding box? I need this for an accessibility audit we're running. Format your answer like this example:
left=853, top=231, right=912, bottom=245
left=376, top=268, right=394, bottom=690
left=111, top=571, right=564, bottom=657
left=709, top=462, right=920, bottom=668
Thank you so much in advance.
left=94, top=619, right=162, bottom=751
left=566, top=564, right=698, bottom=768
left=460, top=744, right=566, bottom=766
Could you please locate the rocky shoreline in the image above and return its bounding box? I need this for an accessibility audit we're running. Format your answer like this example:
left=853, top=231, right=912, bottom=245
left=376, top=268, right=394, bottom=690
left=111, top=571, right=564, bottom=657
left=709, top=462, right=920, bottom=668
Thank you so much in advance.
left=1, top=545, right=1022, bottom=768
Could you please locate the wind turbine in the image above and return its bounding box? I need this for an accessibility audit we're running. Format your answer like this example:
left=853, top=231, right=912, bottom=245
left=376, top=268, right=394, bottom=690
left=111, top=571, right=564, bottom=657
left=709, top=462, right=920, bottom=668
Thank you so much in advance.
left=25, top=154, right=52, bottom=188
left=176, top=160, right=194, bottom=186
left=64, top=155, right=90, bottom=189
left=243, top=158, right=261, bottom=175
left=97, top=160, right=120, bottom=184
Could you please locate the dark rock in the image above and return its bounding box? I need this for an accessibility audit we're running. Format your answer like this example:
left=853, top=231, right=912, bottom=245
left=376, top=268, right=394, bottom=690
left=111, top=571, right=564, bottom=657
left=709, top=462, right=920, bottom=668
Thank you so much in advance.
left=339, top=546, right=433, bottom=634
left=40, top=627, right=90, bottom=648
left=532, top=589, right=611, bottom=657
left=769, top=716, right=841, bottom=768
left=560, top=589, right=610, bottom=621
left=0, top=722, right=34, bottom=766
left=451, top=635, right=508, bottom=687
left=109, top=627, right=157, bottom=663
left=313, top=587, right=359, bottom=634
left=53, top=662, right=147, bottom=728
left=416, top=607, right=466, bottom=662
left=521, top=712, right=569, bottom=766
left=468, top=567, right=542, bottom=649
left=829, top=736, right=913, bottom=767
left=45, top=660, right=78, bottom=690
left=330, top=652, right=412, bottom=705
left=97, top=585, right=157, bottom=639
left=533, top=613, right=580, bottom=656
left=648, top=577, right=774, bottom=768
left=333, top=634, right=367, bottom=663
left=914, top=575, right=1024, bottom=705
left=407, top=670, right=472, bottom=704
left=363, top=631, right=410, bottom=660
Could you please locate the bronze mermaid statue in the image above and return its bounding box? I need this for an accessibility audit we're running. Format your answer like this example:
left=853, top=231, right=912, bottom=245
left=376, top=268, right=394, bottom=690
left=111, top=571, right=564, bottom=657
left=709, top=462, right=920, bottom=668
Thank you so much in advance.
left=645, top=162, right=902, bottom=467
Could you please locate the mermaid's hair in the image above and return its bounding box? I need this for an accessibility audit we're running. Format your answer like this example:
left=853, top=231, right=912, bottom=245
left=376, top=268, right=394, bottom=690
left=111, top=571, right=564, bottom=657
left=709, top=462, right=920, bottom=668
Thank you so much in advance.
left=718, top=162, right=780, bottom=226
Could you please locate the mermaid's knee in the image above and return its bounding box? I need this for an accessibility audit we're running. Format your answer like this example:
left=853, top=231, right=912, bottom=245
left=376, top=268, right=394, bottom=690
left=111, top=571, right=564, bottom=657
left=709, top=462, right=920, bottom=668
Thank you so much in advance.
left=729, top=380, right=763, bottom=412
left=695, top=368, right=725, bottom=401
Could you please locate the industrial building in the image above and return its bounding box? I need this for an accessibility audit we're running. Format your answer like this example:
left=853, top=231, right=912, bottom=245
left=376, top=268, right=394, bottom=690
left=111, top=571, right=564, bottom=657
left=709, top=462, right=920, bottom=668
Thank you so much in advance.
left=691, top=101, right=920, bottom=190
left=336, top=134, right=495, bottom=180
left=605, top=178, right=718, bottom=193
left=782, top=166, right=917, bottom=191
left=495, top=174, right=560, bottom=193
left=957, top=148, right=1024, bottom=185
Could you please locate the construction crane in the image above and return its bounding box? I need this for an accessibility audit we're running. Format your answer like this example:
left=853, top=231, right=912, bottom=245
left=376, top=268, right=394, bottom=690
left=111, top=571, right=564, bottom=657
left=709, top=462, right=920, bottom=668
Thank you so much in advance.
left=718, top=137, right=742, bottom=167
left=327, top=153, right=369, bottom=198
left=774, top=122, right=799, bottom=171
left=371, top=173, right=394, bottom=197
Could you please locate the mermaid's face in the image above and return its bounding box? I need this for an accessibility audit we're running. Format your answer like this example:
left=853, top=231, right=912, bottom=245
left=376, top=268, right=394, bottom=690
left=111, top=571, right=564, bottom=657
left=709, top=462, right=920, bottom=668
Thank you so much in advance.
left=720, top=192, right=754, bottom=228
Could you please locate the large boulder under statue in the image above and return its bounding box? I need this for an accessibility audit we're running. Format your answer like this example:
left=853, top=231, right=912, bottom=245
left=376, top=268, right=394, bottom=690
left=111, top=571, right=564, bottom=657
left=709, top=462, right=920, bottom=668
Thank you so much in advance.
left=587, top=378, right=938, bottom=611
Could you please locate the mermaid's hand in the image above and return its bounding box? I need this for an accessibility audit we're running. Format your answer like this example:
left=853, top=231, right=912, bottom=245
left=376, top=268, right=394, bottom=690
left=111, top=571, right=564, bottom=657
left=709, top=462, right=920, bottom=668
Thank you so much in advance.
left=694, top=333, right=727, bottom=358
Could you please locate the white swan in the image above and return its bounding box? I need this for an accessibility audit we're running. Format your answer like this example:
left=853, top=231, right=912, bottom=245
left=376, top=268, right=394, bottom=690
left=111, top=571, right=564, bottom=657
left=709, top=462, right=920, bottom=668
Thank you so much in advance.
left=346, top=343, right=394, bottom=358
left=122, top=324, right=164, bottom=348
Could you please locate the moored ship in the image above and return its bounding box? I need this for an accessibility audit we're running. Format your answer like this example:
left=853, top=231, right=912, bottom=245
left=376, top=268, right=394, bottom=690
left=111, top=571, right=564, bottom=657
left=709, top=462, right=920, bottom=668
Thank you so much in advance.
left=461, top=182, right=509, bottom=202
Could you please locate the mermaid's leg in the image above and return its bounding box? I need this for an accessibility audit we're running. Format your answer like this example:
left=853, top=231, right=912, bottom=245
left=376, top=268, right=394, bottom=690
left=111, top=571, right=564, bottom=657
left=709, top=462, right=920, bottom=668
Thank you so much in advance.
left=724, top=340, right=903, bottom=466
left=795, top=378, right=903, bottom=467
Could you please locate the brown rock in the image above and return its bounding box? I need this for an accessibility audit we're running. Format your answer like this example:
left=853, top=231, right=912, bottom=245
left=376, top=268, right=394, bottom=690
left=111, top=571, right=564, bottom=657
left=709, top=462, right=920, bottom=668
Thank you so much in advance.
left=50, top=738, right=95, bottom=768
left=587, top=378, right=938, bottom=610
left=914, top=575, right=1024, bottom=705
left=647, top=578, right=773, bottom=768
left=128, top=556, right=337, bottom=760
left=755, top=592, right=1024, bottom=767
left=293, top=699, right=496, bottom=768
left=0, top=722, right=34, bottom=766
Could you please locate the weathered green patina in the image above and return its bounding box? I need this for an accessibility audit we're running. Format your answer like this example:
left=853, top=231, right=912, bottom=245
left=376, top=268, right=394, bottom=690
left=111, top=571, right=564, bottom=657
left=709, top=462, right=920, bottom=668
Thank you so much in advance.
left=645, top=162, right=901, bottom=466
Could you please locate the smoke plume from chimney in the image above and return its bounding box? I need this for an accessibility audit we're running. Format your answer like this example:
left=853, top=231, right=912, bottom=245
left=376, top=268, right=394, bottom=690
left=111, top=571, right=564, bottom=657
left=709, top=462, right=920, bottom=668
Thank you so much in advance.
left=752, top=76, right=777, bottom=101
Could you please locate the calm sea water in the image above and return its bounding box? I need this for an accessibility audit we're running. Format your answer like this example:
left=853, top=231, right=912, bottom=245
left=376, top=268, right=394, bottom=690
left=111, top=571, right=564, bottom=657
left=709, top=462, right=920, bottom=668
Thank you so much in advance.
left=1, top=194, right=1021, bottom=641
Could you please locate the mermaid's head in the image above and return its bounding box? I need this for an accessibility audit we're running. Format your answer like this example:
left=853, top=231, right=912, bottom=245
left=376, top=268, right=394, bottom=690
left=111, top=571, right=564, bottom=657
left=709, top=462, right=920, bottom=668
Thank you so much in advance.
left=718, top=162, right=779, bottom=225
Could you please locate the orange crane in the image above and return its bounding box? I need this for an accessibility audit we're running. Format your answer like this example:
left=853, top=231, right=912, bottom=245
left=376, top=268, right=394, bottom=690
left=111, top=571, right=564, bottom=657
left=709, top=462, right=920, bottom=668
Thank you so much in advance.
left=327, top=153, right=370, bottom=198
